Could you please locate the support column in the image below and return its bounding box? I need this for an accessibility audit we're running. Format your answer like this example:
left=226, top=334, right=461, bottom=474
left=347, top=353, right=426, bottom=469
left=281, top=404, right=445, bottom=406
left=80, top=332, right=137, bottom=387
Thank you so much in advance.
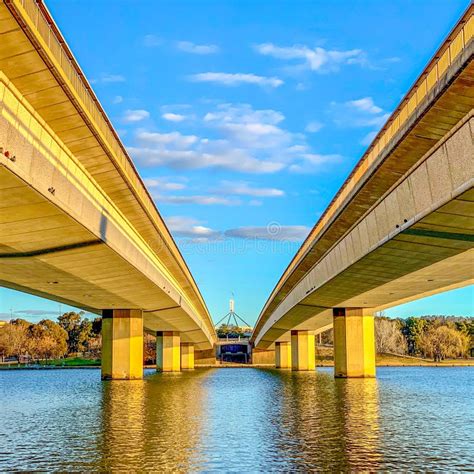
left=291, top=330, right=315, bottom=371
left=101, top=309, right=143, bottom=380
left=275, top=341, right=291, bottom=368
left=156, top=331, right=181, bottom=372
left=180, top=343, right=195, bottom=370
left=333, top=308, right=375, bottom=378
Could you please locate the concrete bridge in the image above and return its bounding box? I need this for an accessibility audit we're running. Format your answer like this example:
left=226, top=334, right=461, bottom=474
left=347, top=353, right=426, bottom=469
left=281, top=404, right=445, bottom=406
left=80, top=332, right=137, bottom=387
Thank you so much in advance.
left=0, top=0, right=217, bottom=378
left=250, top=7, right=474, bottom=377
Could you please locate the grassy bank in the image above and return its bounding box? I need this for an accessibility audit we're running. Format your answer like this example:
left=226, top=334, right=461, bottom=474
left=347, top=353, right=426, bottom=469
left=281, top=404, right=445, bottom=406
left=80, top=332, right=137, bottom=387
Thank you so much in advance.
left=2, top=352, right=473, bottom=370
left=0, top=357, right=100, bottom=368
left=316, top=346, right=474, bottom=366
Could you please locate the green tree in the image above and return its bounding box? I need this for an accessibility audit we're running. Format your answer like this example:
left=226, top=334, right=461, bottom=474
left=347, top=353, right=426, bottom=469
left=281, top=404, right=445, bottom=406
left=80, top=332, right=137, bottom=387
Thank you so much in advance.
left=418, top=325, right=469, bottom=361
left=216, top=324, right=245, bottom=338
left=57, top=311, right=92, bottom=354
left=402, top=317, right=427, bottom=355
left=0, top=322, right=29, bottom=360
left=29, top=320, right=68, bottom=361
left=91, top=317, right=102, bottom=337
left=144, top=333, right=156, bottom=365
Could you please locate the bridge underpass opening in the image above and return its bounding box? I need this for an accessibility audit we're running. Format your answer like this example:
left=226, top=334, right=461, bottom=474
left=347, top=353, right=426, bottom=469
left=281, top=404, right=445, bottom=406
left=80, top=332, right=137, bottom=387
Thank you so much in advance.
left=217, top=342, right=250, bottom=363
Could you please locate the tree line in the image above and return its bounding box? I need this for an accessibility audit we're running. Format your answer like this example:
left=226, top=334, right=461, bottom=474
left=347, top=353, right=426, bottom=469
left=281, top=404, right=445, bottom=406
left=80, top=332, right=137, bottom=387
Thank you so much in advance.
left=321, top=315, right=473, bottom=361
left=0, top=312, right=472, bottom=363
left=0, top=312, right=101, bottom=362
left=384, top=315, right=473, bottom=361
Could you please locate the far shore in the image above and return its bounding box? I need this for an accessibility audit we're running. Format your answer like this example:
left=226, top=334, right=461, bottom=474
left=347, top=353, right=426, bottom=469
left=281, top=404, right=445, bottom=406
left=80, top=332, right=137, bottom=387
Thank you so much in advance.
left=1, top=353, right=473, bottom=370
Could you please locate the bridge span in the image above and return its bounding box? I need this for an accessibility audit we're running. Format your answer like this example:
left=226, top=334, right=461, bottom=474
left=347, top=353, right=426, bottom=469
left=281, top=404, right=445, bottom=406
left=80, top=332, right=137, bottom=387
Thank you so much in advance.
left=251, top=7, right=474, bottom=377
left=0, top=0, right=217, bottom=378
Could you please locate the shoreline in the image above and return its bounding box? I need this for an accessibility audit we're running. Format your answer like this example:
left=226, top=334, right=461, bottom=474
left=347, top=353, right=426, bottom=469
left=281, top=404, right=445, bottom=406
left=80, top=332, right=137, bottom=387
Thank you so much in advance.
left=1, top=362, right=473, bottom=370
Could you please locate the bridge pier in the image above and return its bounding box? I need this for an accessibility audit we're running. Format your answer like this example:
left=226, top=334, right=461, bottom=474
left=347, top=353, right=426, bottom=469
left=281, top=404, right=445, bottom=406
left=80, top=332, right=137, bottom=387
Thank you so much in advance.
left=333, top=308, right=375, bottom=378
left=101, top=309, right=143, bottom=380
left=291, top=330, right=315, bottom=371
left=180, top=343, right=195, bottom=370
left=156, top=331, right=181, bottom=372
left=275, top=341, right=291, bottom=368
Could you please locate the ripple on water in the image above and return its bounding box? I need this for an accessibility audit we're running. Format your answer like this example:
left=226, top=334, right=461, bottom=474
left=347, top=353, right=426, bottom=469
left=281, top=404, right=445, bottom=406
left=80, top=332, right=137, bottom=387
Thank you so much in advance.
left=0, top=367, right=473, bottom=471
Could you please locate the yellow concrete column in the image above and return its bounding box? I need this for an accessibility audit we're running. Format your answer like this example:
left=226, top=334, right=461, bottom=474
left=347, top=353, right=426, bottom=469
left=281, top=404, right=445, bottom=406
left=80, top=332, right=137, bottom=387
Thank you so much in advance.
left=333, top=308, right=376, bottom=378
left=275, top=341, right=291, bottom=368
left=156, top=331, right=181, bottom=372
left=180, top=343, right=195, bottom=370
left=291, top=330, right=315, bottom=371
left=101, top=309, right=143, bottom=380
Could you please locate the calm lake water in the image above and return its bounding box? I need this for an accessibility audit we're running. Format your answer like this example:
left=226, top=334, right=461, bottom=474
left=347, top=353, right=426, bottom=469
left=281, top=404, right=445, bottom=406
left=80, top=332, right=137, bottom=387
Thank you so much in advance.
left=1, top=367, right=473, bottom=471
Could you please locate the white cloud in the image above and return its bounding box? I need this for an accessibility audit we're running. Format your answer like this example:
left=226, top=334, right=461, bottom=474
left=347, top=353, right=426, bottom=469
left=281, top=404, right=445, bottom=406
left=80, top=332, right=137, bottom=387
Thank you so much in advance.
left=128, top=103, right=339, bottom=175
left=143, top=177, right=187, bottom=191
left=15, top=309, right=58, bottom=316
left=155, top=194, right=240, bottom=206
left=143, top=34, right=162, bottom=47
left=288, top=153, right=342, bottom=174
left=91, top=73, right=126, bottom=85
left=137, top=131, right=198, bottom=148
left=225, top=225, right=311, bottom=242
left=331, top=97, right=389, bottom=129
left=203, top=103, right=290, bottom=150
left=100, top=73, right=125, bottom=83
left=123, top=109, right=150, bottom=123
left=217, top=181, right=284, bottom=197
left=162, top=112, right=186, bottom=122
left=112, top=95, right=123, bottom=104
left=347, top=97, right=382, bottom=114
left=177, top=41, right=219, bottom=54
left=254, top=43, right=365, bottom=73
left=165, top=217, right=313, bottom=244
left=360, top=131, right=378, bottom=146
left=189, top=72, right=283, bottom=88
left=204, top=104, right=284, bottom=125
left=165, top=216, right=221, bottom=240
left=249, top=200, right=263, bottom=206
left=305, top=121, right=323, bottom=133
left=130, top=146, right=284, bottom=174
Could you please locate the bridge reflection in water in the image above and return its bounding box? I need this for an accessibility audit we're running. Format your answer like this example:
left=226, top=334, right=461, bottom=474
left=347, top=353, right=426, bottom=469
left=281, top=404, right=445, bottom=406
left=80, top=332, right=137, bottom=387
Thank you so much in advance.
left=96, top=369, right=381, bottom=471
left=1, top=367, right=472, bottom=471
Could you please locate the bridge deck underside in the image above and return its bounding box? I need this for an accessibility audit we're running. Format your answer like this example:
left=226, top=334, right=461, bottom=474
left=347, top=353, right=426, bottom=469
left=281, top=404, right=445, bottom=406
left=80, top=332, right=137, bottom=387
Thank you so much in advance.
left=0, top=0, right=214, bottom=344
left=252, top=39, right=474, bottom=345
left=259, top=193, right=473, bottom=347
left=0, top=167, right=211, bottom=349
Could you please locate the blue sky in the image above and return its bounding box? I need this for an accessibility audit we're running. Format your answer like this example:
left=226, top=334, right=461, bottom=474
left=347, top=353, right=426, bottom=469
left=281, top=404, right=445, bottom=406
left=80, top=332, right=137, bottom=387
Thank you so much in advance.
left=1, top=0, right=472, bottom=323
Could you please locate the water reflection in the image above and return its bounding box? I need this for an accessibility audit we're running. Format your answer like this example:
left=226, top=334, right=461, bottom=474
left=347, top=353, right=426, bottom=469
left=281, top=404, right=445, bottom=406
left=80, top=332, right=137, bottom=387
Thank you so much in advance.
left=0, top=367, right=472, bottom=471
left=266, top=370, right=381, bottom=471
left=99, top=370, right=212, bottom=471
left=335, top=377, right=382, bottom=469
left=99, top=379, right=146, bottom=470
